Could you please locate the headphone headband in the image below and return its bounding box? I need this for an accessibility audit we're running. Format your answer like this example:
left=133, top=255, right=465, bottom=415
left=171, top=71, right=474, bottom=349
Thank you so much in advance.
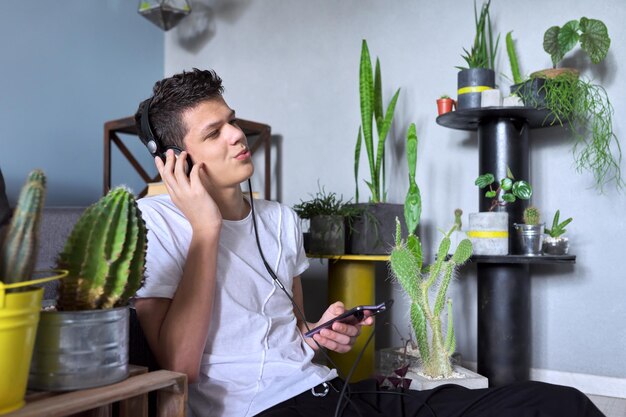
left=140, top=98, right=160, bottom=157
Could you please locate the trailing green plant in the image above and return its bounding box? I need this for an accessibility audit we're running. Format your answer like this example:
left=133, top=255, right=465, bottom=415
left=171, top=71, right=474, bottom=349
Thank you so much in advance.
left=354, top=39, right=401, bottom=203
left=506, top=31, right=523, bottom=84
left=55, top=187, right=147, bottom=311
left=403, top=123, right=421, bottom=235
left=475, top=168, right=532, bottom=211
left=0, top=169, right=46, bottom=285
left=543, top=17, right=610, bottom=68
left=526, top=73, right=623, bottom=190
left=523, top=206, right=541, bottom=225
left=545, top=210, right=573, bottom=238
left=389, top=217, right=472, bottom=378
left=458, top=0, right=500, bottom=70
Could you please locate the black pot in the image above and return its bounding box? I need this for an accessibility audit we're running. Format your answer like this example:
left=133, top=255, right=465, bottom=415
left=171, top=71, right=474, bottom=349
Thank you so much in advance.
left=510, top=78, right=546, bottom=108
left=347, top=203, right=407, bottom=255
left=457, top=68, right=495, bottom=110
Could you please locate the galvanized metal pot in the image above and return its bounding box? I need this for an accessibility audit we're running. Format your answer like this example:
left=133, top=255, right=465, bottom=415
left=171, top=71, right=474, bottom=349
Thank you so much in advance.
left=29, top=306, right=129, bottom=391
left=513, top=223, right=545, bottom=256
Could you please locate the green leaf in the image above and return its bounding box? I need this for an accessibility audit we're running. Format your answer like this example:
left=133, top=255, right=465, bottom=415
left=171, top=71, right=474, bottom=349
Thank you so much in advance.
left=579, top=18, right=611, bottom=64
left=475, top=173, right=495, bottom=188
left=407, top=234, right=422, bottom=271
left=557, top=20, right=581, bottom=58
left=354, top=127, right=362, bottom=203
left=544, top=26, right=563, bottom=67
left=485, top=190, right=496, bottom=198
left=359, top=40, right=376, bottom=201
left=502, top=193, right=516, bottom=203
left=512, top=180, right=532, bottom=200
left=374, top=58, right=383, bottom=133
left=500, top=177, right=513, bottom=191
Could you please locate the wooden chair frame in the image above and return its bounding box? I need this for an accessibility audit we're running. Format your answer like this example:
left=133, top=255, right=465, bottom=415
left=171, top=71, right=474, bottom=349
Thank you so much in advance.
left=103, top=116, right=272, bottom=199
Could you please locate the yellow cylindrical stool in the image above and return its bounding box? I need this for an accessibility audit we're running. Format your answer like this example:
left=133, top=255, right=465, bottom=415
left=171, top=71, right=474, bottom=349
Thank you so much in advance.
left=324, top=255, right=388, bottom=382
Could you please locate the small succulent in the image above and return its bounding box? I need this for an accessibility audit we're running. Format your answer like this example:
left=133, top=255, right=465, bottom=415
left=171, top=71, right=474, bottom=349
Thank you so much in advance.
left=545, top=210, right=573, bottom=238
left=475, top=167, right=532, bottom=211
left=523, top=206, right=541, bottom=225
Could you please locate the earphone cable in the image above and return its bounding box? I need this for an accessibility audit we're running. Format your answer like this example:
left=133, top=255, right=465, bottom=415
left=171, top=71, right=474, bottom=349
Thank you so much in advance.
left=247, top=181, right=365, bottom=417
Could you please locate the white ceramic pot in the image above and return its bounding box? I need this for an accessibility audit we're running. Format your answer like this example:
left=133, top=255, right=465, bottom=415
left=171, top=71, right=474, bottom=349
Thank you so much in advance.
left=467, top=212, right=509, bottom=255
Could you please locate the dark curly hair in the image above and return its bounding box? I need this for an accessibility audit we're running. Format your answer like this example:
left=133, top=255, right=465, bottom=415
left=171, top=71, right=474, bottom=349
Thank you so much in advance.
left=135, top=68, right=224, bottom=149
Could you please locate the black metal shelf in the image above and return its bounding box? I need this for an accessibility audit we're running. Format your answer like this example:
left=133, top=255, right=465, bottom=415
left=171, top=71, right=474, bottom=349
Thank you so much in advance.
left=471, top=254, right=576, bottom=264
left=436, top=107, right=558, bottom=131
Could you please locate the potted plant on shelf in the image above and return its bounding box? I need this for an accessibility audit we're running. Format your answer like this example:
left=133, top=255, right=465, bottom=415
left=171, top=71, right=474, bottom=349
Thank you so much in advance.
left=543, top=210, right=573, bottom=255
left=513, top=206, right=544, bottom=256
left=456, top=0, right=499, bottom=110
left=351, top=39, right=406, bottom=255
left=29, top=187, right=147, bottom=391
left=293, top=187, right=360, bottom=255
left=511, top=18, right=622, bottom=191
left=469, top=169, right=532, bottom=255
left=0, top=170, right=66, bottom=414
left=436, top=95, right=456, bottom=115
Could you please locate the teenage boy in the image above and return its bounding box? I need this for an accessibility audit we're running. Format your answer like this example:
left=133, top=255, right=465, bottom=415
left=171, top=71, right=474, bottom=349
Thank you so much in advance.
left=134, top=68, right=604, bottom=417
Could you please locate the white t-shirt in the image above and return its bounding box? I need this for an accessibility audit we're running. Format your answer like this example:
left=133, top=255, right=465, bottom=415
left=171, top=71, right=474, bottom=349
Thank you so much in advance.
left=135, top=194, right=337, bottom=417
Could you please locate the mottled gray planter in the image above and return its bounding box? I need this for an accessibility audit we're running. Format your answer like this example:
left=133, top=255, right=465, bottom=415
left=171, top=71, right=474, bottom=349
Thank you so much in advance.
left=468, top=212, right=509, bottom=255
left=347, top=203, right=406, bottom=255
left=309, top=215, right=345, bottom=255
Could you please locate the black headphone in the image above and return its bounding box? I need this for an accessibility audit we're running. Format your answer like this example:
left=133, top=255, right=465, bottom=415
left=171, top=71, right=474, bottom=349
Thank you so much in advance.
left=139, top=97, right=193, bottom=175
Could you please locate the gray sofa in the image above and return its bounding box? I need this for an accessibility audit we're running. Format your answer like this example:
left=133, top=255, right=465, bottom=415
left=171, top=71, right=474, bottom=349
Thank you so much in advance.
left=35, top=207, right=86, bottom=299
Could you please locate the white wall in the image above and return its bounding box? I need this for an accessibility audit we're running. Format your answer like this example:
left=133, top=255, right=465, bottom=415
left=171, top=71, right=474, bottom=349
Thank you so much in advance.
left=164, top=0, right=626, bottom=379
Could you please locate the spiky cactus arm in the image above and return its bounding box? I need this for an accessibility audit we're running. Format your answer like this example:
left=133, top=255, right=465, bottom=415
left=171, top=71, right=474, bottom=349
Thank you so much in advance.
left=444, top=299, right=456, bottom=356
left=57, top=187, right=146, bottom=310
left=111, top=196, right=147, bottom=307
left=410, top=302, right=430, bottom=364
left=0, top=169, right=46, bottom=284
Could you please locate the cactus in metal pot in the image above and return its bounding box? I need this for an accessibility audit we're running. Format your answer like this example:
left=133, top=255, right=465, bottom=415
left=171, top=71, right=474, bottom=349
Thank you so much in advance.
left=389, top=216, right=472, bottom=378
left=523, top=206, right=541, bottom=225
left=56, top=187, right=146, bottom=310
left=0, top=169, right=46, bottom=284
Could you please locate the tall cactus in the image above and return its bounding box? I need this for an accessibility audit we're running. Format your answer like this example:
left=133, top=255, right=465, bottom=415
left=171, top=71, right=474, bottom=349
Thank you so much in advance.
left=56, top=187, right=146, bottom=310
left=389, top=218, right=472, bottom=378
left=0, top=169, right=46, bottom=284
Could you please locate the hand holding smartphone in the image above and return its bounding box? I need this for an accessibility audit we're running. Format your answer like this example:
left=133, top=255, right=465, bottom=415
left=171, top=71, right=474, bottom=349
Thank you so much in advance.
left=304, top=300, right=393, bottom=338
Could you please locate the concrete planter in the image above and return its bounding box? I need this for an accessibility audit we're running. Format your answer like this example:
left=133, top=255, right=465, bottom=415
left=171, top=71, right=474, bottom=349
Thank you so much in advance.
left=347, top=203, right=406, bottom=255
left=467, top=212, right=509, bottom=255
left=309, top=215, right=345, bottom=255
left=542, top=236, right=569, bottom=255
left=406, top=365, right=489, bottom=390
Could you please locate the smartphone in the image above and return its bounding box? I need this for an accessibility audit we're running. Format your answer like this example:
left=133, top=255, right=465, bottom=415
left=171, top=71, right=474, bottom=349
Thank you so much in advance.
left=159, top=147, right=193, bottom=177
left=304, top=300, right=393, bottom=338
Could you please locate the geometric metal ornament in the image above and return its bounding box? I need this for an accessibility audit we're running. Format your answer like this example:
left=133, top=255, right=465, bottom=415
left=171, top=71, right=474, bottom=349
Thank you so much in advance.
left=138, top=0, right=191, bottom=31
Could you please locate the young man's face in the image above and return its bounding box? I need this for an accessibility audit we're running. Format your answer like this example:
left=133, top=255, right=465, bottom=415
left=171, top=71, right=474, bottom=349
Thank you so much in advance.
left=182, top=97, right=254, bottom=188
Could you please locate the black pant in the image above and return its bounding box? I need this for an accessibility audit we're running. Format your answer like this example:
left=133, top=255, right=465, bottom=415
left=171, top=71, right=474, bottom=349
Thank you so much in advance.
left=257, top=378, right=604, bottom=417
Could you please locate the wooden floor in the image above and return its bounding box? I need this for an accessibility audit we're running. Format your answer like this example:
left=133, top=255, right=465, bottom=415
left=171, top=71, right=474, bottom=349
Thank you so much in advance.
left=587, top=394, right=626, bottom=417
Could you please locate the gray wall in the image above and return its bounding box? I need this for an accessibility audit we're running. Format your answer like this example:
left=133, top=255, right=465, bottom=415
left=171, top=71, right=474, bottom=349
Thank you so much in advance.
left=0, top=1, right=164, bottom=206
left=165, top=0, right=626, bottom=378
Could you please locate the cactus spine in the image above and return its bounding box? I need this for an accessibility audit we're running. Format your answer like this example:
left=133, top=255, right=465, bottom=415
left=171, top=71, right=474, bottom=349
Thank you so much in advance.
left=523, top=205, right=541, bottom=225
left=0, top=169, right=46, bottom=284
left=56, top=187, right=146, bottom=310
left=389, top=218, right=472, bottom=378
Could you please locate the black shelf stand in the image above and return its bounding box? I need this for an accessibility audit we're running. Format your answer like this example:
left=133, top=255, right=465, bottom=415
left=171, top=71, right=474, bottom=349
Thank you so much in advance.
left=437, top=107, right=576, bottom=387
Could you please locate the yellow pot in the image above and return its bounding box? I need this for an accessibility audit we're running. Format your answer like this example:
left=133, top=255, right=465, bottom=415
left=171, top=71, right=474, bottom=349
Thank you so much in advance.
left=0, top=272, right=66, bottom=415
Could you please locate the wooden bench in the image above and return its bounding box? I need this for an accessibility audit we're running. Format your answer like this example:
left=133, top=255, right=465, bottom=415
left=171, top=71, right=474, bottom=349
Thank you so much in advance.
left=7, top=366, right=187, bottom=417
